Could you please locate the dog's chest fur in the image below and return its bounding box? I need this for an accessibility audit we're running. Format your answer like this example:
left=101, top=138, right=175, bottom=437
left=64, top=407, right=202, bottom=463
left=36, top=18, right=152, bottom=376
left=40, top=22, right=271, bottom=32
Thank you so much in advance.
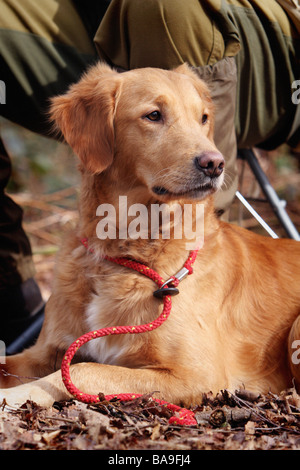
left=80, top=265, right=162, bottom=365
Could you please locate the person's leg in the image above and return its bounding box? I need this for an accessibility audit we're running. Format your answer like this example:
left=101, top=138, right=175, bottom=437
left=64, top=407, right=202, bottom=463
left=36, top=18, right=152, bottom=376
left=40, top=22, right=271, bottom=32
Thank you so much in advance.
left=0, top=0, right=97, bottom=134
left=0, top=137, right=34, bottom=287
left=95, top=0, right=227, bottom=70
left=0, top=135, right=45, bottom=345
left=0, top=0, right=98, bottom=347
left=95, top=0, right=239, bottom=214
left=193, top=58, right=238, bottom=214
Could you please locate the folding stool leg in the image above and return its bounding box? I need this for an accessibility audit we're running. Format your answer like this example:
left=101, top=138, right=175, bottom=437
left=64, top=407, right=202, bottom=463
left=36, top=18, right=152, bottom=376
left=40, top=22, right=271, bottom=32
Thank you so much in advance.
left=237, top=148, right=300, bottom=241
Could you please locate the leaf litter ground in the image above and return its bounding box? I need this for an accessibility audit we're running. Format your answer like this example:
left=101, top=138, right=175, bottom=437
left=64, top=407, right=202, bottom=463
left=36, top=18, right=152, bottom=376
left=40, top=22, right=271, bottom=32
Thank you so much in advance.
left=1, top=387, right=300, bottom=450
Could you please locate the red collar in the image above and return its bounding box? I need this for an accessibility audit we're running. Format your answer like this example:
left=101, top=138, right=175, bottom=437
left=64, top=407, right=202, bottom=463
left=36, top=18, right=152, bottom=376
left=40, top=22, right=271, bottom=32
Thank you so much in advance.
left=80, top=237, right=199, bottom=297
left=60, top=238, right=200, bottom=425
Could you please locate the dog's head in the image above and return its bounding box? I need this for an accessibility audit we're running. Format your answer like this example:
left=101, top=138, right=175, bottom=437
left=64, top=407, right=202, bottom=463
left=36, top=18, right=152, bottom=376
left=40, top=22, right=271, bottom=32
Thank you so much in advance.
left=50, top=62, right=224, bottom=202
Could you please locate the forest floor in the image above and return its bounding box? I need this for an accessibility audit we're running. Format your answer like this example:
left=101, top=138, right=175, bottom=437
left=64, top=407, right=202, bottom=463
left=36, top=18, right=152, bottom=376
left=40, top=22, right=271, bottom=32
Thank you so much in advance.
left=1, top=387, right=300, bottom=451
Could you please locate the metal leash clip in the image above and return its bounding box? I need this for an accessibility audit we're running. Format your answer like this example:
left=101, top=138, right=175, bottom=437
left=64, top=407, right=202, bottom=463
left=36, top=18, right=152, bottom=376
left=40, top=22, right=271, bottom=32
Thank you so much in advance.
left=153, top=267, right=190, bottom=299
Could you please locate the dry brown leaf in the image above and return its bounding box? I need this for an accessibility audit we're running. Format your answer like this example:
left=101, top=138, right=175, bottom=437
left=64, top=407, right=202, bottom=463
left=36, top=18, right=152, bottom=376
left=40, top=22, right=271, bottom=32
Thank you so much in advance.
left=245, top=420, right=256, bottom=435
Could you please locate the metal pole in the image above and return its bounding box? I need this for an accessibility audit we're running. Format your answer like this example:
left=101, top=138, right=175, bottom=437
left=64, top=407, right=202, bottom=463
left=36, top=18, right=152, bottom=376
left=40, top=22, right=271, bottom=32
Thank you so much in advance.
left=238, top=149, right=300, bottom=241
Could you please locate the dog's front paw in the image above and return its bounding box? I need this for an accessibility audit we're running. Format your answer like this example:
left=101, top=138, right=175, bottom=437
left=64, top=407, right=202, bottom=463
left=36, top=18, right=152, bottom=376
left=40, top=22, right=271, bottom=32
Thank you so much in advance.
left=0, top=387, right=29, bottom=409
left=0, top=369, right=72, bottom=408
left=0, top=382, right=53, bottom=409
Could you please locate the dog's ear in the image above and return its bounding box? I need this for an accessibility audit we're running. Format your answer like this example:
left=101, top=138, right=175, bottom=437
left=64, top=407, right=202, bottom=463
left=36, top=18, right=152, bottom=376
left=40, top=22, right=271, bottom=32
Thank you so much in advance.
left=50, top=63, right=122, bottom=174
left=174, top=64, right=215, bottom=141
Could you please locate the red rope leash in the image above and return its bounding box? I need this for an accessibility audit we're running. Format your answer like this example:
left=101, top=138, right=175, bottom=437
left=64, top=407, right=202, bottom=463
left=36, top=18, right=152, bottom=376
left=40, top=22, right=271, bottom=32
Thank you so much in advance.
left=60, top=239, right=199, bottom=426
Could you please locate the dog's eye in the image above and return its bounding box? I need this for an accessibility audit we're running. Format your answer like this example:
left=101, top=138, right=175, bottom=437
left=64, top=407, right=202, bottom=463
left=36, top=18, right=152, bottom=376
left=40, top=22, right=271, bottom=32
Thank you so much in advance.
left=145, top=111, right=162, bottom=122
left=202, top=114, right=208, bottom=125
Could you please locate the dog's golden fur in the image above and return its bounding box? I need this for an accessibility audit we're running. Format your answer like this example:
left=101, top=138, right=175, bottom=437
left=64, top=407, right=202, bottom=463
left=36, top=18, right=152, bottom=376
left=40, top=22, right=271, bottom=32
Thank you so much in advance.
left=1, top=63, right=300, bottom=408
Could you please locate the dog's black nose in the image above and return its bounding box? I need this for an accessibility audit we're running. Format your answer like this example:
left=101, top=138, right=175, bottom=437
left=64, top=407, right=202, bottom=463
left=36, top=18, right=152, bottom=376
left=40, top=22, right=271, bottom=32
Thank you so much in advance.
left=194, top=152, right=225, bottom=178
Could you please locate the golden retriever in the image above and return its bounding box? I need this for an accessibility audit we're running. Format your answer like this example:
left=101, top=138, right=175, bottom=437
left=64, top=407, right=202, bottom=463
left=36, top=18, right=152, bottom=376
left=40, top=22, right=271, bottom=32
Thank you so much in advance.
left=1, top=62, right=300, bottom=408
